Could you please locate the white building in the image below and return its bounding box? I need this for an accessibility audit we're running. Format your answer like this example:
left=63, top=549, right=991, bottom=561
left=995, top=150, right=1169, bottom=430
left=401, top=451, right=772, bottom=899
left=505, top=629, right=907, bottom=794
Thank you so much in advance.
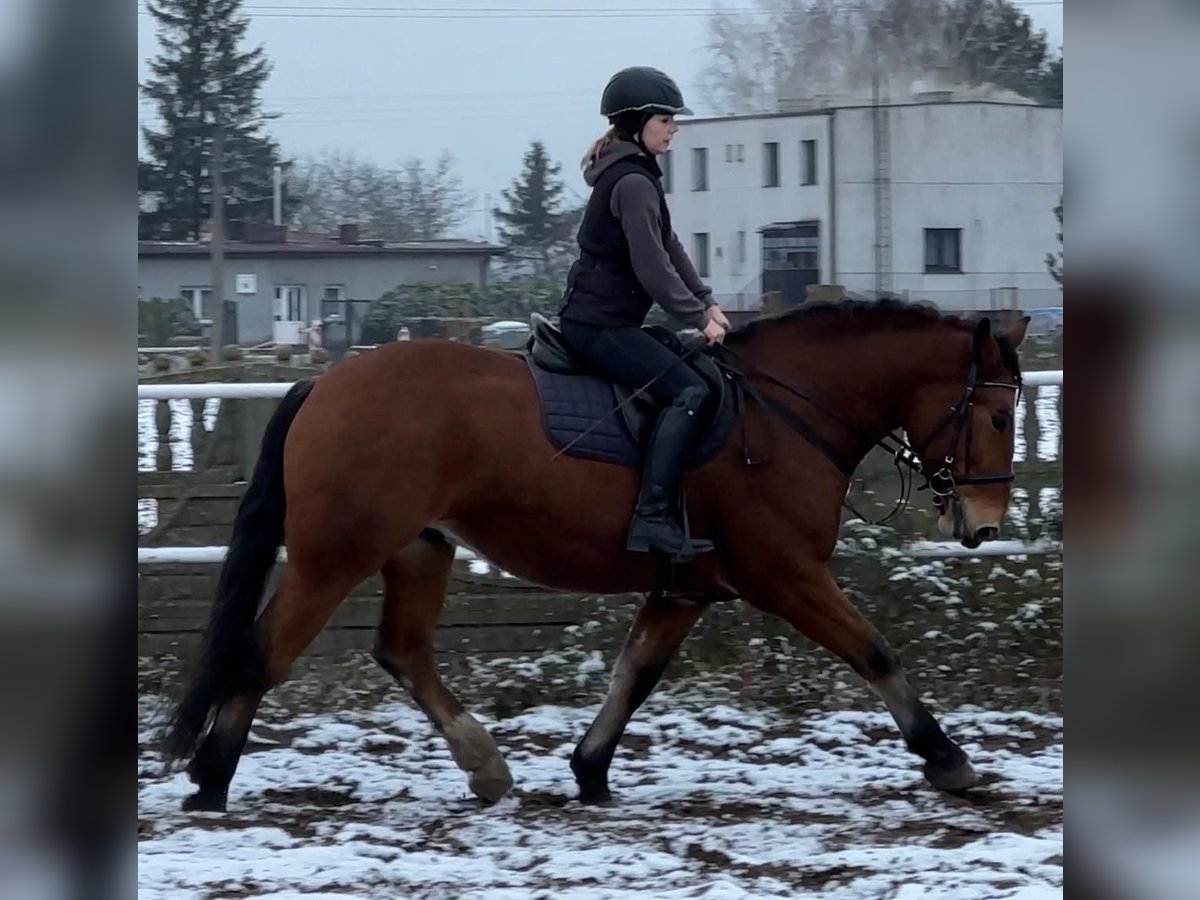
left=663, top=98, right=1063, bottom=312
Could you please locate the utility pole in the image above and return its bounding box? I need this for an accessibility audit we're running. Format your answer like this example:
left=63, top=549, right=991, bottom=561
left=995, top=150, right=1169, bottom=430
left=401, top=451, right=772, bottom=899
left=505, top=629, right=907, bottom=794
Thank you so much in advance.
left=209, top=124, right=226, bottom=361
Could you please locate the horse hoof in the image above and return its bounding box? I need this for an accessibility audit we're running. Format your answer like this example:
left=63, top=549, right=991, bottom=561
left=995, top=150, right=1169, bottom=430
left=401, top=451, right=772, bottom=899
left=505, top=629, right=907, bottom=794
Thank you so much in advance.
left=924, top=758, right=980, bottom=794
left=182, top=790, right=227, bottom=812
left=577, top=784, right=613, bottom=806
left=469, top=757, right=514, bottom=804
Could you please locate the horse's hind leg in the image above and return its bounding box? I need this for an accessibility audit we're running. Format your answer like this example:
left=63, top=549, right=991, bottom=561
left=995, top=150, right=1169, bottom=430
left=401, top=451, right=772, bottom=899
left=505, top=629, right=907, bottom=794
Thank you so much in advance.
left=372, top=530, right=513, bottom=803
left=183, top=566, right=363, bottom=811
left=571, top=596, right=707, bottom=804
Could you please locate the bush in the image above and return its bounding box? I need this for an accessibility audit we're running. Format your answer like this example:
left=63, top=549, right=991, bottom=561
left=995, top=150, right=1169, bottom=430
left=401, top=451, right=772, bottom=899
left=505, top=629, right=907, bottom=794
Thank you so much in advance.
left=139, top=297, right=200, bottom=346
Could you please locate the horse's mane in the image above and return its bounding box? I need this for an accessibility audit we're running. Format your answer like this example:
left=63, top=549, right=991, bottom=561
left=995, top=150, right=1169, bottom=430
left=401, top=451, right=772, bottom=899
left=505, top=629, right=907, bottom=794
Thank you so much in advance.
left=727, top=295, right=1022, bottom=378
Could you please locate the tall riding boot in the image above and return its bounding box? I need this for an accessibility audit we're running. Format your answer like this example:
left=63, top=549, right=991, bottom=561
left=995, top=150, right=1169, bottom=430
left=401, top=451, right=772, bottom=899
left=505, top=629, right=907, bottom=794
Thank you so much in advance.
left=626, top=386, right=714, bottom=560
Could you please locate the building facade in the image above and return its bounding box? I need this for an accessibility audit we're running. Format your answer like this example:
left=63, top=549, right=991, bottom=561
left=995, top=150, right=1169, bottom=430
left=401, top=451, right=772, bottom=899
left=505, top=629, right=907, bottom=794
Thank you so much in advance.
left=138, top=226, right=504, bottom=345
left=662, top=99, right=1063, bottom=313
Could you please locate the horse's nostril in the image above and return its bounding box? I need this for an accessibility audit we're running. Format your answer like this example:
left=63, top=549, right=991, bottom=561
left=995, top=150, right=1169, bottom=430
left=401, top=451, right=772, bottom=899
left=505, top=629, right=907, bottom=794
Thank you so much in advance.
left=976, top=526, right=1000, bottom=543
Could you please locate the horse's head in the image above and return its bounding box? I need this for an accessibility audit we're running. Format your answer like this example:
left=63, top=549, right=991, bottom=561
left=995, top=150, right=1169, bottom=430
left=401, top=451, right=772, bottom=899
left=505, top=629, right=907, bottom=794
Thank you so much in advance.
left=903, top=315, right=1029, bottom=548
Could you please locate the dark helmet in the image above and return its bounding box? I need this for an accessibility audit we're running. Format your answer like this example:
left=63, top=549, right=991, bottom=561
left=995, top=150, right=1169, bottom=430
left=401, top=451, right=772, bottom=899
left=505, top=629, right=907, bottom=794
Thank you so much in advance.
left=600, top=66, right=693, bottom=119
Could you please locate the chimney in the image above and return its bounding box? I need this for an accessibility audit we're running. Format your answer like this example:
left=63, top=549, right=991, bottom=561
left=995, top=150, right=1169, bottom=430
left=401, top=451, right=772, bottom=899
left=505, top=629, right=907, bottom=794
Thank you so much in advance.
left=339, top=223, right=361, bottom=245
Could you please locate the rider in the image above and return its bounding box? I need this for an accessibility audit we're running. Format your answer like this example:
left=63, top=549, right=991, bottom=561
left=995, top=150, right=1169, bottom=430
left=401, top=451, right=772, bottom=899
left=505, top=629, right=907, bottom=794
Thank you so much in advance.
left=558, top=66, right=732, bottom=561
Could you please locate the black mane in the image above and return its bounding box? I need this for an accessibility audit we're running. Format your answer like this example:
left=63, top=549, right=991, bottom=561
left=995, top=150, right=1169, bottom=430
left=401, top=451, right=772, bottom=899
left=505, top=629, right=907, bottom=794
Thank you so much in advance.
left=728, top=295, right=1022, bottom=379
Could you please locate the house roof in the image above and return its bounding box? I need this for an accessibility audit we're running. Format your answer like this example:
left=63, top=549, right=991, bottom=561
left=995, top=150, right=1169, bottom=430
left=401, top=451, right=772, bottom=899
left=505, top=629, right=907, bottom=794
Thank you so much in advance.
left=139, top=235, right=507, bottom=259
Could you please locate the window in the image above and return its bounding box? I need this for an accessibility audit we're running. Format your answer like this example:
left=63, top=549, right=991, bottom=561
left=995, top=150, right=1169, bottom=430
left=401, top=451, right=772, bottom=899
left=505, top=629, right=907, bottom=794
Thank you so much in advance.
left=180, top=286, right=212, bottom=321
left=763, top=142, right=780, bottom=187
left=691, top=147, right=708, bottom=191
left=725, top=144, right=733, bottom=162
left=763, top=235, right=819, bottom=271
left=692, top=233, right=710, bottom=277
left=662, top=150, right=673, bottom=193
left=736, top=143, right=744, bottom=162
left=801, top=139, right=818, bottom=185
left=736, top=231, right=747, bottom=266
left=924, top=228, right=962, bottom=273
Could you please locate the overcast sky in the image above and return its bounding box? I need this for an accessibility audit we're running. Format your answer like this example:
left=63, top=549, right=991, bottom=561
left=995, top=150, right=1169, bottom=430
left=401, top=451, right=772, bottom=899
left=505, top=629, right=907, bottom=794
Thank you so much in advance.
left=137, top=1, right=1063, bottom=242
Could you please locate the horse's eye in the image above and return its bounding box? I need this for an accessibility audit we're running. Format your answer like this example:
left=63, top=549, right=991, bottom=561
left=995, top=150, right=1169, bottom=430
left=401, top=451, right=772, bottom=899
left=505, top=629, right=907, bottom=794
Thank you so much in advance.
left=991, top=411, right=1011, bottom=432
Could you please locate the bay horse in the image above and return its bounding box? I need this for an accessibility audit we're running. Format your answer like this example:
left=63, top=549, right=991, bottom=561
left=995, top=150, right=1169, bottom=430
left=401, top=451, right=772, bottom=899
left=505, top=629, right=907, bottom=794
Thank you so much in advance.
left=162, top=298, right=1029, bottom=812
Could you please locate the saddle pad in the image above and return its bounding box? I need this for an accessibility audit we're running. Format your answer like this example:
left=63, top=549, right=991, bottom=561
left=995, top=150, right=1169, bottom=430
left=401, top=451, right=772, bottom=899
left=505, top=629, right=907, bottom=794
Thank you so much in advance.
left=530, top=366, right=643, bottom=467
left=527, top=360, right=736, bottom=469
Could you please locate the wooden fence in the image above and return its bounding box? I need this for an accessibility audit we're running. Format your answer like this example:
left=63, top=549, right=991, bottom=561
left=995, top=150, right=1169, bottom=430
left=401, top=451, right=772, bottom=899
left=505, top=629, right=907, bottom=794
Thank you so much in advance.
left=138, top=335, right=1063, bottom=659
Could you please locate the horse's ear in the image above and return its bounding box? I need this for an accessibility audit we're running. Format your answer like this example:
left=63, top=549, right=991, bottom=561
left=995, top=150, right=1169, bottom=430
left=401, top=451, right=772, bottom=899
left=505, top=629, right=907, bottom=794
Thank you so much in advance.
left=1006, top=315, right=1032, bottom=348
left=972, top=316, right=992, bottom=360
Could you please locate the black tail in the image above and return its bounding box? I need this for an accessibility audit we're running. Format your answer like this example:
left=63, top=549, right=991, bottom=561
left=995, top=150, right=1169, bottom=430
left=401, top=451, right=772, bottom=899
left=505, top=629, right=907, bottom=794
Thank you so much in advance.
left=161, top=378, right=315, bottom=764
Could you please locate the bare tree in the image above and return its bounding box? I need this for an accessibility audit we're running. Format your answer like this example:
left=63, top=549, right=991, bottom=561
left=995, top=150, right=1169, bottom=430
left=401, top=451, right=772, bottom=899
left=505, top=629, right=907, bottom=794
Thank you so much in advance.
left=289, top=150, right=473, bottom=241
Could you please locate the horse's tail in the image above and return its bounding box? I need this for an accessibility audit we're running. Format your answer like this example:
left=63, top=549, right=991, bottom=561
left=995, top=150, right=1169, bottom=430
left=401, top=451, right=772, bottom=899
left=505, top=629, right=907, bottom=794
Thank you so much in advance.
left=161, top=378, right=315, bottom=765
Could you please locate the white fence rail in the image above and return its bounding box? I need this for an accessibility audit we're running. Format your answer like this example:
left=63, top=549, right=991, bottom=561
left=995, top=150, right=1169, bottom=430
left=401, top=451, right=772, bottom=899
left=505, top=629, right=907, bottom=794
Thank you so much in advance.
left=137, top=371, right=1062, bottom=401
left=137, top=538, right=1061, bottom=567
left=137, top=371, right=1063, bottom=564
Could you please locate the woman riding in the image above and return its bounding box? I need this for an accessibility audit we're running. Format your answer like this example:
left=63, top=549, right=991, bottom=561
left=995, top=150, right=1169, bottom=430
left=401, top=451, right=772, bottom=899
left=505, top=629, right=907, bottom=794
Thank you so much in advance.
left=558, top=66, right=732, bottom=561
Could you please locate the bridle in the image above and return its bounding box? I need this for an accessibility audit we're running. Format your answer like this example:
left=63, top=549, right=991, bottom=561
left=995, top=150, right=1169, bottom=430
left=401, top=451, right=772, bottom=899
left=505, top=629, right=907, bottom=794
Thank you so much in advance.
left=909, top=355, right=1023, bottom=501
left=714, top=342, right=1022, bottom=526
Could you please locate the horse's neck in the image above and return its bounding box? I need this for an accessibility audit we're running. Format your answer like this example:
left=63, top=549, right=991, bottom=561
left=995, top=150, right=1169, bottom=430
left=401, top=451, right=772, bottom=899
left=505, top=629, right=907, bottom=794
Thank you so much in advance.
left=744, top=325, right=955, bottom=457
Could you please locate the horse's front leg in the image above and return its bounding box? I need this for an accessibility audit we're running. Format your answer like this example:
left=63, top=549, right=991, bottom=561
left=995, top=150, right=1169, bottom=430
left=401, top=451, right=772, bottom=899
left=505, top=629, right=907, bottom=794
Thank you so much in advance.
left=741, top=564, right=979, bottom=793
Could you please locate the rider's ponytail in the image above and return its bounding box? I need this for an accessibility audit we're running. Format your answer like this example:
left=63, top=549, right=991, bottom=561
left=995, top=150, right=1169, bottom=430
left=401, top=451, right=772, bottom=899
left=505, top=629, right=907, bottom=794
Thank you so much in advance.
left=581, top=127, right=618, bottom=172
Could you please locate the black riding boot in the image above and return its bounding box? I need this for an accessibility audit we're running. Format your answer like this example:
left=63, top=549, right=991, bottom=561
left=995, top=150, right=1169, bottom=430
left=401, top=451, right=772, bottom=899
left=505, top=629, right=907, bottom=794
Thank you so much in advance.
left=626, top=386, right=714, bottom=560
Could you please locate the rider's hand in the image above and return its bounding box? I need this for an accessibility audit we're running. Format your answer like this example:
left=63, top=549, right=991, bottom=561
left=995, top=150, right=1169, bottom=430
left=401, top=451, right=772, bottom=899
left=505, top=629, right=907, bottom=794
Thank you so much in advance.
left=706, top=305, right=732, bottom=332
left=702, top=319, right=727, bottom=345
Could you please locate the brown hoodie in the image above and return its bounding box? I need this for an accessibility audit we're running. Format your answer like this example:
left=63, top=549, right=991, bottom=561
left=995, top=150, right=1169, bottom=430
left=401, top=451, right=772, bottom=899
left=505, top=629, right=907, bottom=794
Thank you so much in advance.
left=582, top=140, right=716, bottom=329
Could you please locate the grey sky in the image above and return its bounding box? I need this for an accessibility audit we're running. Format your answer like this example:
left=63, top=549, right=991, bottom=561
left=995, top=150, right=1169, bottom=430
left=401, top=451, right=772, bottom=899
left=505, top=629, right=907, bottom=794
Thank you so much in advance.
left=137, top=1, right=1063, bottom=242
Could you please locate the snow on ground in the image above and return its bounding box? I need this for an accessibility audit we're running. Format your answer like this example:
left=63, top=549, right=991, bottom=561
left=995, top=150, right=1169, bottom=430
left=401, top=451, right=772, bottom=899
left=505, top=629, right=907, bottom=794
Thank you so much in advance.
left=139, top=697, right=1062, bottom=899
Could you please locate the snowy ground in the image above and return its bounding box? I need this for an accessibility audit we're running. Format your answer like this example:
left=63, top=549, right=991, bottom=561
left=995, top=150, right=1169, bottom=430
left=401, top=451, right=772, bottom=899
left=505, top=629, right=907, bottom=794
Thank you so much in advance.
left=139, top=686, right=1062, bottom=899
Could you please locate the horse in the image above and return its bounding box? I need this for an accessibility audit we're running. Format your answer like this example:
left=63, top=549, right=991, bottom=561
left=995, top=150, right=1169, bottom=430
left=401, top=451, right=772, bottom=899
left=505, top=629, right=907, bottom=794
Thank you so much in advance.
left=162, top=297, right=1029, bottom=813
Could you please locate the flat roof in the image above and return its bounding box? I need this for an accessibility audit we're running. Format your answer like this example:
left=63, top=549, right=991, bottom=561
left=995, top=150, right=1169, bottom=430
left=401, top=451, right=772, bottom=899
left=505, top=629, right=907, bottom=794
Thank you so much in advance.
left=139, top=237, right=506, bottom=259
left=682, top=98, right=1060, bottom=126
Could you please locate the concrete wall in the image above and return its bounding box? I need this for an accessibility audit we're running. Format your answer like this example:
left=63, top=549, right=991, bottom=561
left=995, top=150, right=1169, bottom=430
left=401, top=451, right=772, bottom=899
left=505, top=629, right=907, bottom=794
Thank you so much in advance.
left=139, top=252, right=491, bottom=344
left=833, top=103, right=1063, bottom=309
left=665, top=113, right=832, bottom=308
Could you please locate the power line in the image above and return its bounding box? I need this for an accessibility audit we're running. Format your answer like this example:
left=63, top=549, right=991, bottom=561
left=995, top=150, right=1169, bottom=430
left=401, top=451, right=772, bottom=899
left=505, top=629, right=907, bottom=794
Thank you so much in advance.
left=139, top=2, right=1062, bottom=20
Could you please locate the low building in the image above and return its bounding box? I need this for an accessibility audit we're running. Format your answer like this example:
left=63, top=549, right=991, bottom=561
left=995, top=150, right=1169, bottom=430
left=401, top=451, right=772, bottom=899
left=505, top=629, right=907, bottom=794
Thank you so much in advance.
left=662, top=96, right=1063, bottom=312
left=138, top=223, right=505, bottom=345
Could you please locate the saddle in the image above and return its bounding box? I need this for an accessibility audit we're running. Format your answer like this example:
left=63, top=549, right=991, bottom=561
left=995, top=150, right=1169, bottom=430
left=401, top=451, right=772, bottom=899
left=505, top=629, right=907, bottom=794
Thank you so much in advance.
left=522, top=313, right=737, bottom=469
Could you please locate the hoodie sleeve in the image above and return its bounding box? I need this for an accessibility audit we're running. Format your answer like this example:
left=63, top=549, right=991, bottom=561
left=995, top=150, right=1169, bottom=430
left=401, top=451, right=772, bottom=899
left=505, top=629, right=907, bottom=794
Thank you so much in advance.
left=666, top=230, right=717, bottom=307
left=609, top=173, right=711, bottom=329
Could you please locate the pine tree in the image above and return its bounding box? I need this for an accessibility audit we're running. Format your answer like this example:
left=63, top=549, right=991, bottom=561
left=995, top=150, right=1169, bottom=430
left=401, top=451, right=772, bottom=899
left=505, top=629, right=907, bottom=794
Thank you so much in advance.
left=139, top=0, right=291, bottom=240
left=947, top=0, right=1051, bottom=102
left=1045, top=194, right=1062, bottom=286
left=1036, top=52, right=1063, bottom=107
left=492, top=141, right=580, bottom=281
